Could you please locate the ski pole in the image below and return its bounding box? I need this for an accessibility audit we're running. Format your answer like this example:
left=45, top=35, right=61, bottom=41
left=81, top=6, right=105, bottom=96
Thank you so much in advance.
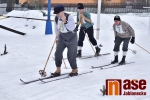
left=128, top=48, right=137, bottom=54
left=83, top=30, right=98, bottom=59
left=62, top=58, right=68, bottom=69
left=39, top=37, right=56, bottom=77
left=121, top=44, right=137, bottom=54
left=39, top=22, right=63, bottom=77
left=135, top=43, right=150, bottom=54
left=52, top=57, right=68, bottom=69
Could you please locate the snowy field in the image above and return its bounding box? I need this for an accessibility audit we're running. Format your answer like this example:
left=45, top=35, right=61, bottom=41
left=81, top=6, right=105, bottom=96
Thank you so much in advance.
left=0, top=10, right=150, bottom=100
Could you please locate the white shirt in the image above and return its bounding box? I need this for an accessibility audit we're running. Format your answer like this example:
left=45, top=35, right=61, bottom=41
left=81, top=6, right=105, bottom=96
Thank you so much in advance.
left=81, top=18, right=86, bottom=24
left=57, top=19, right=68, bottom=33
left=54, top=14, right=75, bottom=40
left=115, top=24, right=125, bottom=34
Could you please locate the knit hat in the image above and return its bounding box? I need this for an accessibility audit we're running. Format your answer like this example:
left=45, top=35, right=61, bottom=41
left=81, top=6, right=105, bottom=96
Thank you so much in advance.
left=53, top=4, right=64, bottom=14
left=77, top=3, right=84, bottom=9
left=114, top=15, right=121, bottom=21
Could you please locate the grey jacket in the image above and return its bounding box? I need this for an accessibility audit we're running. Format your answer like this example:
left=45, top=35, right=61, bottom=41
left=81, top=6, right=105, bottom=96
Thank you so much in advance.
left=113, top=21, right=135, bottom=38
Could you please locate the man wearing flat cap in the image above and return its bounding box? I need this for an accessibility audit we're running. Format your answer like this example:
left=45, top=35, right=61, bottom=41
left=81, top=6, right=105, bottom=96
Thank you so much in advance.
left=112, top=15, right=135, bottom=65
left=75, top=3, right=101, bottom=57
left=52, top=4, right=78, bottom=76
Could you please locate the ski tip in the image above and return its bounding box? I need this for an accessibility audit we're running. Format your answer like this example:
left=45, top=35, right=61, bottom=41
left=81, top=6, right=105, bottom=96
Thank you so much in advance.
left=20, top=79, right=23, bottom=82
left=20, top=79, right=27, bottom=84
left=39, top=78, right=42, bottom=80
left=39, top=78, right=46, bottom=83
left=100, top=89, right=103, bottom=92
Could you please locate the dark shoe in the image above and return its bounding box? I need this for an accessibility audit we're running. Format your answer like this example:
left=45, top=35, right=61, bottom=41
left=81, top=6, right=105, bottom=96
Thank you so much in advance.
left=77, top=50, right=82, bottom=57
left=119, top=61, right=125, bottom=65
left=95, top=46, right=101, bottom=56
left=69, top=69, right=78, bottom=77
left=119, top=56, right=126, bottom=65
left=111, top=55, right=118, bottom=64
left=51, top=72, right=60, bottom=77
left=69, top=72, right=78, bottom=77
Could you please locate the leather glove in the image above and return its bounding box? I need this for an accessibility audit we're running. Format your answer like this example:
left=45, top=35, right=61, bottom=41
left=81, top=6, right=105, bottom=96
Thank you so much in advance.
left=73, top=25, right=79, bottom=32
left=130, top=37, right=135, bottom=44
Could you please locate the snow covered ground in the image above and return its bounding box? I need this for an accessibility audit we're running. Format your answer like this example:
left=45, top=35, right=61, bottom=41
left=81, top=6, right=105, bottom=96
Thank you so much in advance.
left=0, top=10, right=150, bottom=100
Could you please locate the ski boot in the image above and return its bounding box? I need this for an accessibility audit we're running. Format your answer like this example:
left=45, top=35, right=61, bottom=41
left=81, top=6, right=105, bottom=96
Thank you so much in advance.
left=119, top=56, right=126, bottom=65
left=111, top=55, right=118, bottom=64
left=77, top=50, right=82, bottom=57
left=95, top=46, right=101, bottom=56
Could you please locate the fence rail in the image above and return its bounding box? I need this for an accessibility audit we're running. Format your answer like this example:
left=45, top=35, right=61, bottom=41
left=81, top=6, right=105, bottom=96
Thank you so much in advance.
left=0, top=3, right=150, bottom=15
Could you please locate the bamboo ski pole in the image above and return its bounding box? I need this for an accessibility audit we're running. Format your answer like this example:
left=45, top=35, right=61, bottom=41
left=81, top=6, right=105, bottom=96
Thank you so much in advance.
left=128, top=47, right=137, bottom=54
left=52, top=57, right=68, bottom=69
left=135, top=43, right=150, bottom=54
left=77, top=15, right=98, bottom=58
left=121, top=44, right=137, bottom=54
left=39, top=37, right=56, bottom=77
left=62, top=58, right=68, bottom=69
left=83, top=30, right=98, bottom=59
left=39, top=22, right=63, bottom=77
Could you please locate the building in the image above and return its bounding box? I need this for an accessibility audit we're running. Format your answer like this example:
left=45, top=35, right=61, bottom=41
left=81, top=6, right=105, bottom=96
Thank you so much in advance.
left=16, top=0, right=150, bottom=4
left=19, top=0, right=95, bottom=4
left=102, top=0, right=125, bottom=4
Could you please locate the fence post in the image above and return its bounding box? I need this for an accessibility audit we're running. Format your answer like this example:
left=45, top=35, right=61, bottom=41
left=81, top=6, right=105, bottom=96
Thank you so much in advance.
left=45, top=0, right=52, bottom=35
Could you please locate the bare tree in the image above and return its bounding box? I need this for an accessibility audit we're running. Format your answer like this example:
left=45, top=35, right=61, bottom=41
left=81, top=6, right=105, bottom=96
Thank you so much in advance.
left=6, top=0, right=15, bottom=12
left=29, top=0, right=46, bottom=10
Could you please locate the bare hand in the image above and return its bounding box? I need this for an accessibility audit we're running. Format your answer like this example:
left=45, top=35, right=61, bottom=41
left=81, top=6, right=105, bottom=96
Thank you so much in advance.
left=80, top=13, right=84, bottom=18
left=80, top=17, right=84, bottom=24
left=77, top=21, right=81, bottom=25
left=61, top=15, right=66, bottom=23
left=55, top=40, right=58, bottom=45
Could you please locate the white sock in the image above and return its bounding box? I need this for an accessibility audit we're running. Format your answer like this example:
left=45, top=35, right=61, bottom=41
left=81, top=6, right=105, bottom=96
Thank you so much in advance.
left=94, top=45, right=98, bottom=48
left=114, top=51, right=118, bottom=56
left=78, top=46, right=82, bottom=50
left=123, top=51, right=127, bottom=56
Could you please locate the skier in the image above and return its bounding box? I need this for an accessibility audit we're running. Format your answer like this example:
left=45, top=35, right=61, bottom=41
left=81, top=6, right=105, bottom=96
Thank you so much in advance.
left=52, top=4, right=78, bottom=76
left=111, top=15, right=135, bottom=65
left=75, top=3, right=101, bottom=57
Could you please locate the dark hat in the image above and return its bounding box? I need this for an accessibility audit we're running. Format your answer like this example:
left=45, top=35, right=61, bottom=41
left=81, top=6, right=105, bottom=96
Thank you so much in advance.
left=77, top=3, right=84, bottom=9
left=114, top=15, right=121, bottom=21
left=53, top=4, right=64, bottom=14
